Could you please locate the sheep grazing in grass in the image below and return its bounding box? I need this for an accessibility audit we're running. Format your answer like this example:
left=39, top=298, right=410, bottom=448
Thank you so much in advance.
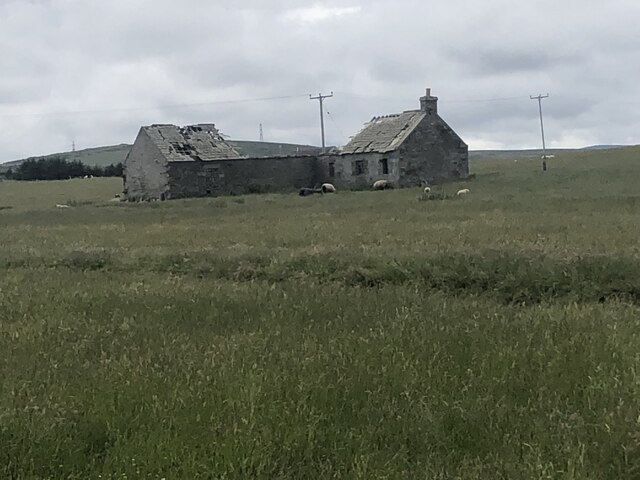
left=423, top=186, right=432, bottom=194
left=299, top=187, right=323, bottom=197
left=373, top=179, right=392, bottom=190
left=456, top=188, right=470, bottom=196
left=321, top=183, right=336, bottom=193
left=55, top=204, right=70, bottom=208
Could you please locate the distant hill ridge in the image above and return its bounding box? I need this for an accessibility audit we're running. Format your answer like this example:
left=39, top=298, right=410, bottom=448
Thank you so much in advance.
left=1, top=144, right=132, bottom=170
left=1, top=143, right=636, bottom=172
left=1, top=141, right=322, bottom=171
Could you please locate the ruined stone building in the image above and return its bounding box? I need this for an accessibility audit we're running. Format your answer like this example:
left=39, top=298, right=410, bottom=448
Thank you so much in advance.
left=320, top=89, right=468, bottom=189
left=124, top=124, right=241, bottom=200
left=124, top=89, right=468, bottom=200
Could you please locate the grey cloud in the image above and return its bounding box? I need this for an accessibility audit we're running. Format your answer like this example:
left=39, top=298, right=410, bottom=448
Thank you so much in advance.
left=449, top=49, right=584, bottom=76
left=1, top=0, right=639, bottom=162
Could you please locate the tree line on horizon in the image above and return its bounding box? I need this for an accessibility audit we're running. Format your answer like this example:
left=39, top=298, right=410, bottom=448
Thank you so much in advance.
left=4, top=156, right=123, bottom=181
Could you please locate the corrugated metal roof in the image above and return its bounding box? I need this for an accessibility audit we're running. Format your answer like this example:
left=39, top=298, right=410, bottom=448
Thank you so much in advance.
left=143, top=124, right=242, bottom=162
left=340, top=110, right=426, bottom=154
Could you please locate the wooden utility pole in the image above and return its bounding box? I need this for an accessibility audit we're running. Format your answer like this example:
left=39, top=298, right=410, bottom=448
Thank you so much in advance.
left=310, top=92, right=333, bottom=152
left=530, top=93, right=549, bottom=171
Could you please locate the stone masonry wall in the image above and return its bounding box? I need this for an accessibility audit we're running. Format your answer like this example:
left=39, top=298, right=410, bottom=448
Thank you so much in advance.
left=124, top=129, right=169, bottom=201
left=398, top=115, right=469, bottom=186
left=316, top=152, right=401, bottom=189
left=167, top=155, right=320, bottom=198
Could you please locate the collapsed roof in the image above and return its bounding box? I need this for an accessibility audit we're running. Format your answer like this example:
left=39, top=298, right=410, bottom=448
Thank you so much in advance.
left=143, top=124, right=242, bottom=162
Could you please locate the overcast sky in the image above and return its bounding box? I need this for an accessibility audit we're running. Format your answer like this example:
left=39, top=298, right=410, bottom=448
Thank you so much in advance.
left=1, top=0, right=639, bottom=162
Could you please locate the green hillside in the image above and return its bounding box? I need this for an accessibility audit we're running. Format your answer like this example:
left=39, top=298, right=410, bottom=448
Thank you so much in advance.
left=0, top=144, right=131, bottom=171
left=0, top=140, right=322, bottom=173
left=2, top=142, right=635, bottom=175
left=470, top=149, right=565, bottom=161
left=469, top=145, right=631, bottom=162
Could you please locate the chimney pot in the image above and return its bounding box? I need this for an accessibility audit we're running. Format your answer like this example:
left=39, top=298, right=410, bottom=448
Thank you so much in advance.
left=420, top=89, right=438, bottom=114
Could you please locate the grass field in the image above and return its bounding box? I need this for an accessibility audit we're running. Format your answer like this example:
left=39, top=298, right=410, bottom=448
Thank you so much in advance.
left=1, top=147, right=640, bottom=479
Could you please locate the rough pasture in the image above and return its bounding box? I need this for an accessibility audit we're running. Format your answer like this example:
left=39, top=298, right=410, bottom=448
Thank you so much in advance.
left=1, top=147, right=640, bottom=479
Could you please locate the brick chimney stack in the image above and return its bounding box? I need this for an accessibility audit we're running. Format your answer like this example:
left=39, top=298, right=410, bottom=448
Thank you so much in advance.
left=420, top=87, right=438, bottom=115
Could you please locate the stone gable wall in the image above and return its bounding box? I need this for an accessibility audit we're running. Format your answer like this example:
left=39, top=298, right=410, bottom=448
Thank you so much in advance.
left=124, top=129, right=170, bottom=201
left=397, top=115, right=469, bottom=186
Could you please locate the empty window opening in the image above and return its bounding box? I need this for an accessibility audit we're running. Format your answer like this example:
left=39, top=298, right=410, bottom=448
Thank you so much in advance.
left=380, top=158, right=389, bottom=175
left=354, top=160, right=366, bottom=175
left=329, top=162, right=335, bottom=177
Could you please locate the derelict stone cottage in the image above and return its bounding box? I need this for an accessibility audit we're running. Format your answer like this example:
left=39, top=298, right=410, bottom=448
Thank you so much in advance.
left=124, top=124, right=324, bottom=201
left=123, top=89, right=468, bottom=200
left=319, top=89, right=468, bottom=189
left=124, top=124, right=240, bottom=200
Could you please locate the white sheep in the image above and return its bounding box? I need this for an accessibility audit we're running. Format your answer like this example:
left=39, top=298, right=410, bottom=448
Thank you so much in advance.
left=55, top=204, right=70, bottom=208
left=372, top=179, right=391, bottom=190
left=456, top=188, right=470, bottom=196
left=423, top=186, right=431, bottom=194
left=321, top=183, right=336, bottom=193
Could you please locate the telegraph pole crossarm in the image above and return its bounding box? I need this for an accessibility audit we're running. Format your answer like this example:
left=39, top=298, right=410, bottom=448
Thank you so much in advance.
left=310, top=92, right=333, bottom=152
left=530, top=93, right=550, bottom=171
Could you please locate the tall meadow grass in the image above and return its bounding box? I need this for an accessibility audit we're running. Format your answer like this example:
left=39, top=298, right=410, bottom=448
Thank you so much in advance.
left=1, top=147, right=640, bottom=478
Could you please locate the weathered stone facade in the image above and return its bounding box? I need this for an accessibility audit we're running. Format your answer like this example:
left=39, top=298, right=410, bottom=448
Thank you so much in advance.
left=315, top=151, right=401, bottom=189
left=124, top=89, right=468, bottom=200
left=124, top=127, right=170, bottom=201
left=124, top=124, right=244, bottom=201
left=315, top=89, right=468, bottom=189
left=166, top=155, right=320, bottom=198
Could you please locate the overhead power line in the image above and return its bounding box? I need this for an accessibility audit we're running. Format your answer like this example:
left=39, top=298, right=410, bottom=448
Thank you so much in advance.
left=0, top=93, right=310, bottom=119
left=0, top=91, right=543, bottom=120
left=335, top=91, right=532, bottom=104
left=325, top=110, right=346, bottom=140
left=444, top=95, right=531, bottom=104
